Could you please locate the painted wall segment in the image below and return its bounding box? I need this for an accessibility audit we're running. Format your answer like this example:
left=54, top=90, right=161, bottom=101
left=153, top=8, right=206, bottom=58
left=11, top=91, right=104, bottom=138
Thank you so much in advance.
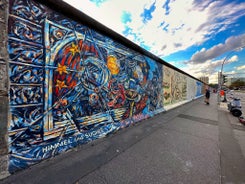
left=196, top=81, right=203, bottom=98
left=187, top=77, right=197, bottom=101
left=8, top=0, right=166, bottom=173
left=163, top=66, right=187, bottom=106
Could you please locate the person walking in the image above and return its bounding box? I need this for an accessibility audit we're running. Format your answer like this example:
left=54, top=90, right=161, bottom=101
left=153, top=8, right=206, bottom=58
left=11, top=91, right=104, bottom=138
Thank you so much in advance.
left=205, top=88, right=210, bottom=105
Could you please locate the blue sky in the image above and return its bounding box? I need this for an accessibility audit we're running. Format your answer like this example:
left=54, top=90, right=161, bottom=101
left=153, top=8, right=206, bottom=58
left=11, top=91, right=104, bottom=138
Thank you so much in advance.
left=63, top=0, right=245, bottom=83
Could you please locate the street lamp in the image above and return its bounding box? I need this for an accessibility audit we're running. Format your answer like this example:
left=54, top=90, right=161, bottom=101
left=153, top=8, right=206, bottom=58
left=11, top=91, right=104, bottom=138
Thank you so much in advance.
left=218, top=46, right=245, bottom=103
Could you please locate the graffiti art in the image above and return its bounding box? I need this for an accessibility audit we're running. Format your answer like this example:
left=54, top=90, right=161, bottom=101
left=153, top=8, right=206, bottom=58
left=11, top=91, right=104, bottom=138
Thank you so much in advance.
left=163, top=66, right=187, bottom=105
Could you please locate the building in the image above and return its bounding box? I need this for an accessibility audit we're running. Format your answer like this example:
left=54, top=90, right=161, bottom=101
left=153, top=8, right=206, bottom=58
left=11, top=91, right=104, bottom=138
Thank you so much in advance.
left=198, top=76, right=209, bottom=84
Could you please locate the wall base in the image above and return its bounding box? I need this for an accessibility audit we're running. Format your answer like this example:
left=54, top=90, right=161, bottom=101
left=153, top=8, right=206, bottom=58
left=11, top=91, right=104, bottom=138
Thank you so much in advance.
left=0, top=155, right=9, bottom=180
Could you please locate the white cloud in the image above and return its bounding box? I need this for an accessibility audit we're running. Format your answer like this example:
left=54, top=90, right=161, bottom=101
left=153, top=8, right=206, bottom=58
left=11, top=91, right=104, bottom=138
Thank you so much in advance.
left=227, top=55, right=239, bottom=63
left=127, top=0, right=211, bottom=56
left=236, top=65, right=245, bottom=71
left=190, top=34, right=245, bottom=64
left=181, top=54, right=239, bottom=83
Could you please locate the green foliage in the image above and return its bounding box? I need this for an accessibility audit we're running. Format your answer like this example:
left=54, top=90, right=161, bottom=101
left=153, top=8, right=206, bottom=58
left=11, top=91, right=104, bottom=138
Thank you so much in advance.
left=230, top=79, right=245, bottom=88
left=209, top=83, right=218, bottom=89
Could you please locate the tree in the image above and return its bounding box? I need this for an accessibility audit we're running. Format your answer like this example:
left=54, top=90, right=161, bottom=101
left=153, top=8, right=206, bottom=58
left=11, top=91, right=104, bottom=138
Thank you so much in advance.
left=209, top=83, right=218, bottom=89
left=230, top=79, right=245, bottom=89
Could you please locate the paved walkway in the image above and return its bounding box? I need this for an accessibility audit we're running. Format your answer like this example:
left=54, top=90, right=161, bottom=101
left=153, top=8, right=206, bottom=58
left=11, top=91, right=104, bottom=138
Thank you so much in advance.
left=1, top=94, right=245, bottom=184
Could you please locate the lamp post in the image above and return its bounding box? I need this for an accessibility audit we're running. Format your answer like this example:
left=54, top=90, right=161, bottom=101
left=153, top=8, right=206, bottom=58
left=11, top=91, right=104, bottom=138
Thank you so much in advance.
left=218, top=46, right=245, bottom=104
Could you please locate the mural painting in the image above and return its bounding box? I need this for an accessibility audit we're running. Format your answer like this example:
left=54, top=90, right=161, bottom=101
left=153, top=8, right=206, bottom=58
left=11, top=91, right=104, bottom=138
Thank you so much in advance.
left=163, top=66, right=187, bottom=106
left=196, top=81, right=203, bottom=98
left=8, top=0, right=164, bottom=173
left=187, top=77, right=197, bottom=101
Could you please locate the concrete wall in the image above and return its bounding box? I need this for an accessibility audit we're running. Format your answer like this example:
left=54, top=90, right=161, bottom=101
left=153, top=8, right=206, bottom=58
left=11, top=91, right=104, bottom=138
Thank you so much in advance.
left=0, top=0, right=10, bottom=179
left=0, top=0, right=204, bottom=177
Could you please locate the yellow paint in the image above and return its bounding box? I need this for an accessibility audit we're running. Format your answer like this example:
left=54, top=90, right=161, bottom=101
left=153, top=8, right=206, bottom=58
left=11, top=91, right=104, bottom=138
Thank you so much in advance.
left=55, top=80, right=67, bottom=90
left=56, top=63, right=68, bottom=75
left=69, top=42, right=79, bottom=56
left=107, top=55, right=119, bottom=75
left=129, top=101, right=135, bottom=117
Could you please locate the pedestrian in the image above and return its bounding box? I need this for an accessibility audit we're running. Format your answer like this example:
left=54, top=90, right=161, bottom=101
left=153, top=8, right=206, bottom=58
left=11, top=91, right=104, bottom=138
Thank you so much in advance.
left=205, top=88, right=210, bottom=105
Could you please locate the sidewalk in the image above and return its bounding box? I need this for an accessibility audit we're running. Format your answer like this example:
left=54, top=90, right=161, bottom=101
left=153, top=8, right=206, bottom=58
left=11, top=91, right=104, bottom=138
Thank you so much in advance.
left=1, top=94, right=245, bottom=184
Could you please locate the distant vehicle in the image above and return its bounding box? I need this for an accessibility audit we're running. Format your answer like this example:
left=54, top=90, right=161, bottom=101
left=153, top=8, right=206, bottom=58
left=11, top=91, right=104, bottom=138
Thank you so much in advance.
left=228, top=98, right=242, bottom=117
